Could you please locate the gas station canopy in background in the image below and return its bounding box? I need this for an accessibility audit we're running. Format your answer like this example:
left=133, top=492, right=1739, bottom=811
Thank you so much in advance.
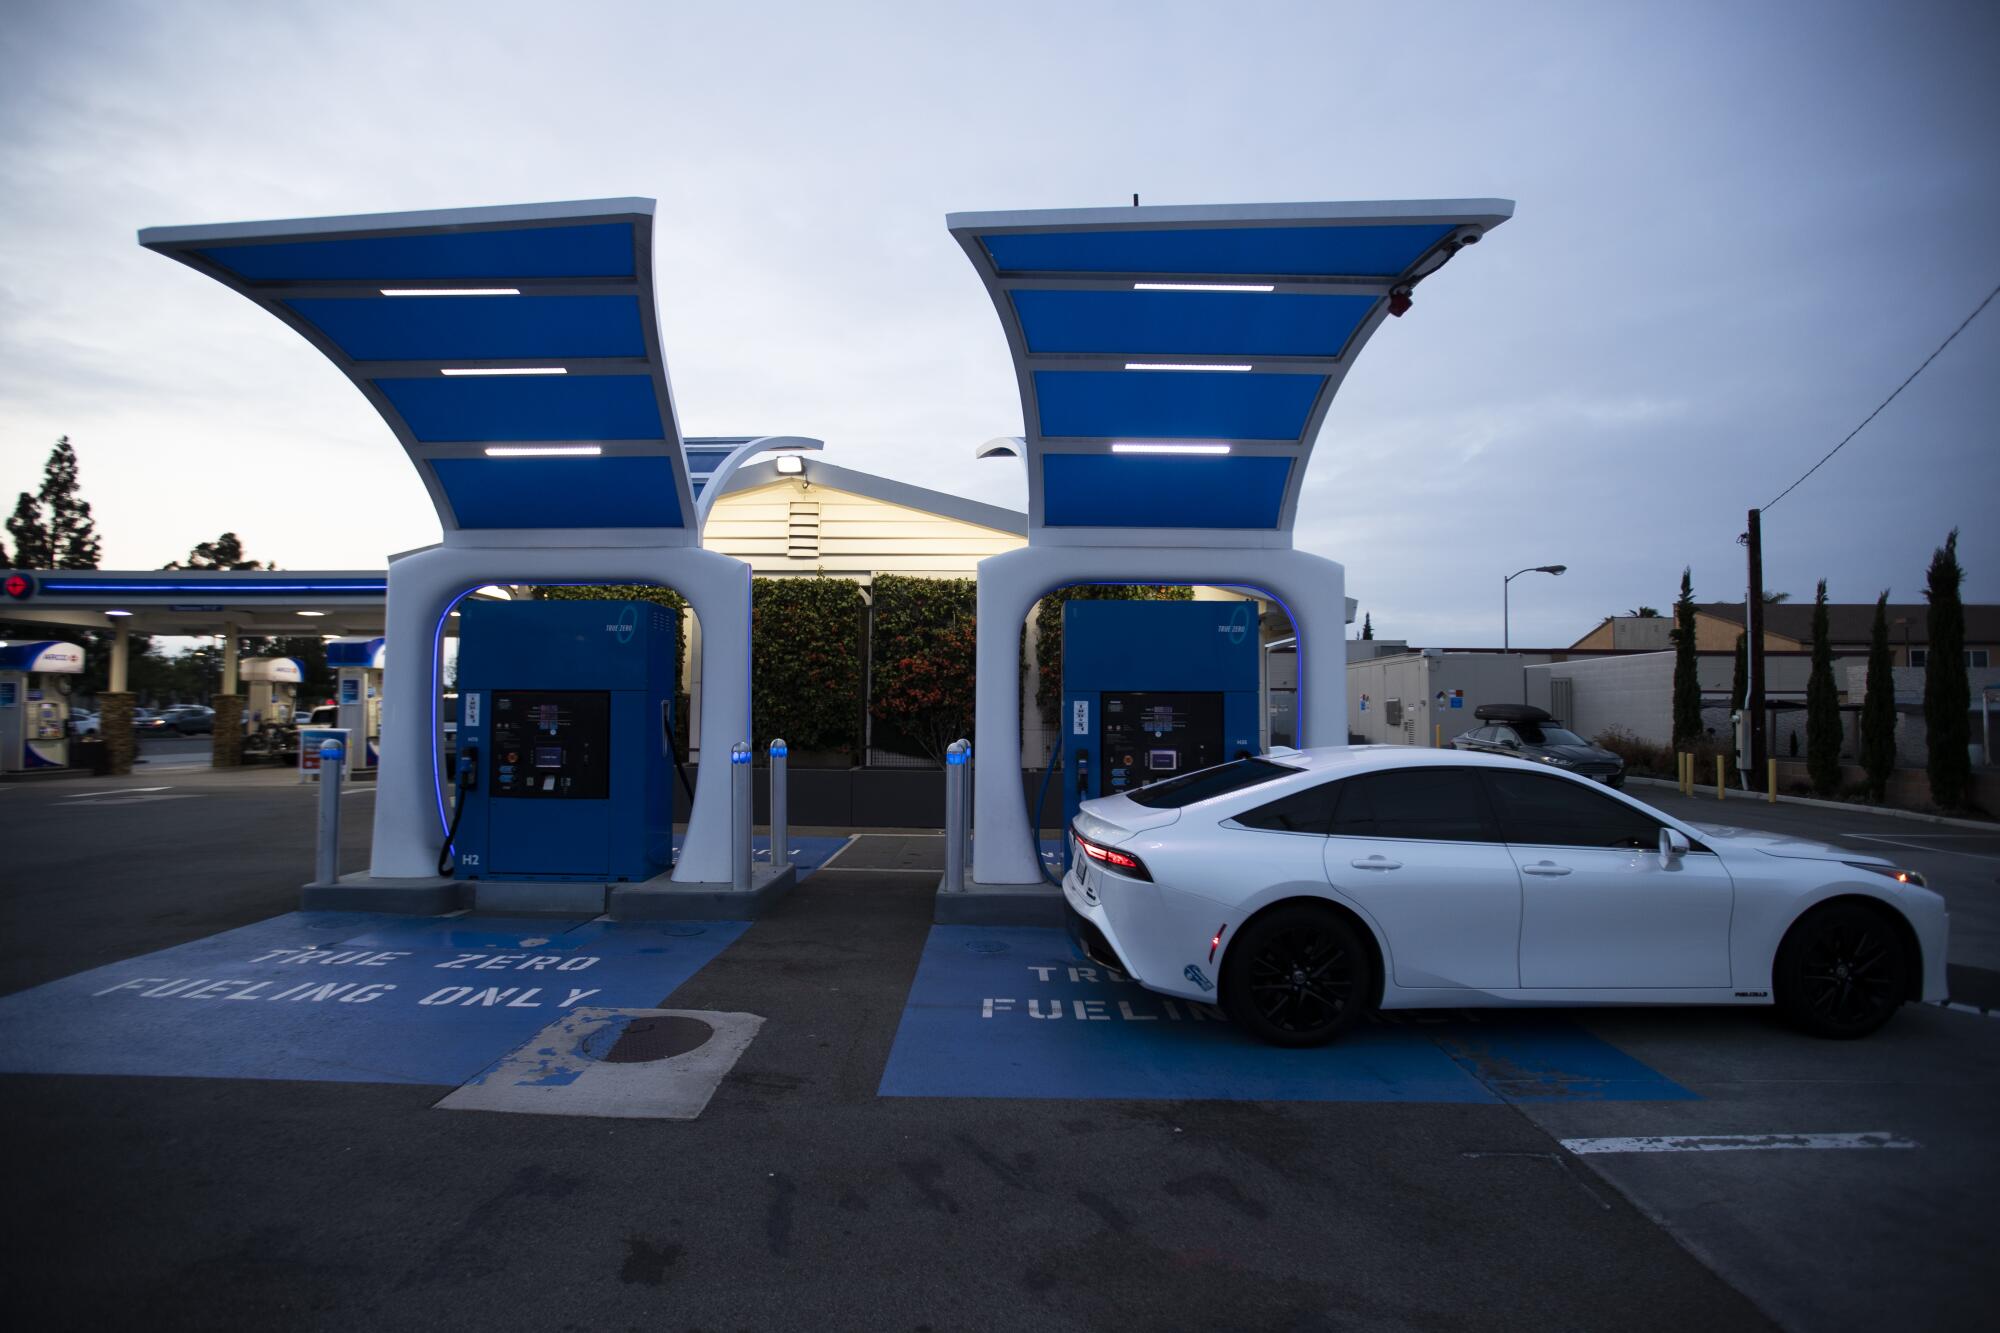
left=949, top=199, right=1513, bottom=544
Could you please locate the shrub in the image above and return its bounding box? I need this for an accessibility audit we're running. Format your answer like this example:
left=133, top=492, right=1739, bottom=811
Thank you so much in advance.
left=870, top=575, right=977, bottom=766
left=752, top=577, right=864, bottom=760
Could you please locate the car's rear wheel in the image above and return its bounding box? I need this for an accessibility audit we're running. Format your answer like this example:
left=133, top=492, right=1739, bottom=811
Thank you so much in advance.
left=1774, top=902, right=1908, bottom=1039
left=1221, top=903, right=1373, bottom=1048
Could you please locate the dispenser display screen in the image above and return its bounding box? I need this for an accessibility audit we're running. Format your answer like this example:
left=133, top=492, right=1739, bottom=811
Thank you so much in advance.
left=489, top=691, right=611, bottom=799
left=1101, top=691, right=1225, bottom=796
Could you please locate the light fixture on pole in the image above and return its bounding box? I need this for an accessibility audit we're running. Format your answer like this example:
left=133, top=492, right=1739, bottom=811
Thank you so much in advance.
left=1503, top=564, right=1567, bottom=653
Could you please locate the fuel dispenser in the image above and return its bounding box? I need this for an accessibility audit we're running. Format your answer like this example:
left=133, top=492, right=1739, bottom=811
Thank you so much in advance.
left=447, top=600, right=678, bottom=882
left=325, top=637, right=385, bottom=769
left=242, top=657, right=303, bottom=733
left=0, top=640, right=85, bottom=772
left=1058, top=600, right=1260, bottom=849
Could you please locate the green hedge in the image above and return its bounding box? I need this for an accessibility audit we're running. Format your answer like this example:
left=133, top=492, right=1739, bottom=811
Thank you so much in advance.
left=870, top=574, right=977, bottom=765
left=752, top=576, right=864, bottom=757
left=1032, top=585, right=1193, bottom=725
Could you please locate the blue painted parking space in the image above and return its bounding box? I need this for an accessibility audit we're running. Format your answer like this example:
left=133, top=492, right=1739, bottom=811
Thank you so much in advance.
left=0, top=911, right=749, bottom=1086
left=0, top=838, right=847, bottom=1088
left=879, top=926, right=1696, bottom=1104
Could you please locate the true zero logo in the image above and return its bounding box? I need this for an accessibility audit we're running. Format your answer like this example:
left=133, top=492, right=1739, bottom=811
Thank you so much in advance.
left=979, top=964, right=1225, bottom=1022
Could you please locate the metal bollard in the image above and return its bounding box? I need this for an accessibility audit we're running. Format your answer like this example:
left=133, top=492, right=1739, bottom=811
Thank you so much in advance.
left=730, top=741, right=752, bottom=890
left=768, top=738, right=790, bottom=871
left=315, top=740, right=344, bottom=885
left=943, top=738, right=971, bottom=893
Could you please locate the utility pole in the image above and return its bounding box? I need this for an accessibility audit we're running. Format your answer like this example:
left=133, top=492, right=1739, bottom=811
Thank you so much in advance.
left=1743, top=508, right=1767, bottom=777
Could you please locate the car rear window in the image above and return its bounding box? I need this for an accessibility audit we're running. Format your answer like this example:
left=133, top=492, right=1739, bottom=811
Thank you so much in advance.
left=1125, top=758, right=1298, bottom=809
left=1328, top=768, right=1497, bottom=842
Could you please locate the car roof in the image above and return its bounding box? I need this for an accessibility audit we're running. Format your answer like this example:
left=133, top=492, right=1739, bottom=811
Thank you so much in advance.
left=1278, top=744, right=1580, bottom=780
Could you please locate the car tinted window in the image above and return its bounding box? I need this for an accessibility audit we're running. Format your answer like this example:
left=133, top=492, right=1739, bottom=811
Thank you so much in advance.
left=1236, top=781, right=1341, bottom=834
left=1328, top=768, right=1495, bottom=842
left=1125, top=758, right=1298, bottom=809
left=1482, top=770, right=1659, bottom=849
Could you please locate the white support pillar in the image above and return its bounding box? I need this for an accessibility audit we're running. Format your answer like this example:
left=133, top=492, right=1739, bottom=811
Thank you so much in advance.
left=109, top=623, right=130, bottom=693
left=366, top=541, right=752, bottom=885
left=971, top=544, right=1346, bottom=886
left=221, top=620, right=239, bottom=693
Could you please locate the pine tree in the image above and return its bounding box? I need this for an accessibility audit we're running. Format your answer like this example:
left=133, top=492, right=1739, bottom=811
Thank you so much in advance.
left=1805, top=579, right=1841, bottom=796
left=1360, top=613, right=1374, bottom=640
left=1860, top=591, right=1897, bottom=803
left=1924, top=528, right=1971, bottom=808
left=1670, top=568, right=1701, bottom=750
left=38, top=437, right=100, bottom=569
left=6, top=492, right=51, bottom=569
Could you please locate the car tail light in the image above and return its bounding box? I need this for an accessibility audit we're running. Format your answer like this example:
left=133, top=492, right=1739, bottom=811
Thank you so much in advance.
left=1072, top=829, right=1152, bottom=882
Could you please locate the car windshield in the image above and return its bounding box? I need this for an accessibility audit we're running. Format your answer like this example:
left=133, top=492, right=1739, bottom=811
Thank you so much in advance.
left=1518, top=724, right=1587, bottom=747
left=1124, top=757, right=1298, bottom=808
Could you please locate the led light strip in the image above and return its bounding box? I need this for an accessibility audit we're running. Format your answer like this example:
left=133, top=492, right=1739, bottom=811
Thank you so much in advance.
left=1109, top=442, right=1232, bottom=455
left=482, top=445, right=603, bottom=457
left=1132, top=282, right=1275, bottom=293
left=1123, top=362, right=1252, bottom=373
left=379, top=287, right=520, bottom=297
left=440, top=367, right=567, bottom=377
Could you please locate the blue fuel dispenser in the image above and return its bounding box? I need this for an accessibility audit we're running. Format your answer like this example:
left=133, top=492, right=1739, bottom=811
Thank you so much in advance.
left=448, top=600, right=678, bottom=882
left=1058, top=599, right=1261, bottom=848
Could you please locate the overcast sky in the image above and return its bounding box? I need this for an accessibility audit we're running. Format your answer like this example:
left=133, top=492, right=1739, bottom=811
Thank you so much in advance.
left=2, top=0, right=1995, bottom=648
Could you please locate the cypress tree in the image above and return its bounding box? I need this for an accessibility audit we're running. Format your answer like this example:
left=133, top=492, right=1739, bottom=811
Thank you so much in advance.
left=1860, top=591, right=1897, bottom=803
left=1670, top=568, right=1701, bottom=750
left=1805, top=579, right=1841, bottom=796
left=1361, top=613, right=1374, bottom=640
left=1924, top=529, right=1971, bottom=808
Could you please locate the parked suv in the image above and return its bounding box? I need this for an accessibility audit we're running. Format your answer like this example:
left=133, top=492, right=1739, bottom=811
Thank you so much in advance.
left=1450, top=703, right=1625, bottom=787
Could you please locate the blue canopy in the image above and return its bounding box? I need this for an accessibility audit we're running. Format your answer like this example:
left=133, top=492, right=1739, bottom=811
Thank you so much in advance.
left=948, top=199, right=1512, bottom=539
left=141, top=200, right=707, bottom=540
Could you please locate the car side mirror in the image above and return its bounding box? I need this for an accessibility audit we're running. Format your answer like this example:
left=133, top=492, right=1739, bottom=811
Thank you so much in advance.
left=1658, top=826, right=1690, bottom=868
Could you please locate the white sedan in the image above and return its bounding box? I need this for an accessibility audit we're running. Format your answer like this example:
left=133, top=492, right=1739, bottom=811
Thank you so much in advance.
left=1062, top=746, right=1948, bottom=1047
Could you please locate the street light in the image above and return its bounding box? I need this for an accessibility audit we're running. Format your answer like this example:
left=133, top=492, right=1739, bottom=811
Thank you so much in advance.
left=1503, top=564, right=1567, bottom=653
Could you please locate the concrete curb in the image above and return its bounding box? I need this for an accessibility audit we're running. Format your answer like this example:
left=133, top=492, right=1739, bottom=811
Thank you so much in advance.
left=934, top=879, right=1066, bottom=927
left=1625, top=775, right=1997, bottom=831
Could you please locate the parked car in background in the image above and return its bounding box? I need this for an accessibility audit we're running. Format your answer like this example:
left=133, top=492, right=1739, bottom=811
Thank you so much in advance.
left=70, top=710, right=99, bottom=737
left=132, top=709, right=172, bottom=734
left=161, top=705, right=216, bottom=735
left=1450, top=704, right=1624, bottom=787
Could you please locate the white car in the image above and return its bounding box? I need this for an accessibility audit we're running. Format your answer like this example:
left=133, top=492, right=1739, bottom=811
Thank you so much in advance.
left=1063, top=746, right=1948, bottom=1048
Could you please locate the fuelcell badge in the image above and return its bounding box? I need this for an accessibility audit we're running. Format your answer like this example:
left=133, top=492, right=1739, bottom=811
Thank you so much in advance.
left=1183, top=964, right=1214, bottom=992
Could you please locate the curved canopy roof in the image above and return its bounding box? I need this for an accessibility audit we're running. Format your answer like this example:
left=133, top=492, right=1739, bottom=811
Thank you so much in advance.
left=947, top=199, right=1512, bottom=544
left=140, top=199, right=816, bottom=544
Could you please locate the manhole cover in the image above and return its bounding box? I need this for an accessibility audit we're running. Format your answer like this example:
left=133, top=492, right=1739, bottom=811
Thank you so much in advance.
left=962, top=940, right=1009, bottom=955
left=582, top=1015, right=714, bottom=1064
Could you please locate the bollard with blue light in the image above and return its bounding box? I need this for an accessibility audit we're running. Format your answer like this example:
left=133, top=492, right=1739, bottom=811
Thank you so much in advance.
left=768, top=738, right=789, bottom=871
left=944, top=738, right=971, bottom=893
left=730, top=741, right=753, bottom=890
left=315, top=739, right=344, bottom=886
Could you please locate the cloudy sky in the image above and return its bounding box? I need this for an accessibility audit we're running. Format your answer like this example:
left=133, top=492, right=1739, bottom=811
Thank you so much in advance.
left=2, top=0, right=1995, bottom=647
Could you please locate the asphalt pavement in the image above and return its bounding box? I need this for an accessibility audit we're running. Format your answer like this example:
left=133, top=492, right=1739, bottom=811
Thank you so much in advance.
left=1, top=767, right=1994, bottom=1331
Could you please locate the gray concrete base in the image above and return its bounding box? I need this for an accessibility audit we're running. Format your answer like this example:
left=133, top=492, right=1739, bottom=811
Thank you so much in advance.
left=934, top=878, right=1065, bottom=926
left=301, top=871, right=464, bottom=914
left=609, top=863, right=799, bottom=921
left=472, top=880, right=613, bottom=916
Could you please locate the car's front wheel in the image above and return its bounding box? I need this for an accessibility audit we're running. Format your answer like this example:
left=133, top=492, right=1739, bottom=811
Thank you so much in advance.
left=1220, top=903, right=1373, bottom=1048
left=1774, top=902, right=1909, bottom=1039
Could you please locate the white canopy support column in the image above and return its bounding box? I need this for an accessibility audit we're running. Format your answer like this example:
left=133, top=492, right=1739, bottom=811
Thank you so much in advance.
left=109, top=623, right=129, bottom=693
left=971, top=544, right=1345, bottom=886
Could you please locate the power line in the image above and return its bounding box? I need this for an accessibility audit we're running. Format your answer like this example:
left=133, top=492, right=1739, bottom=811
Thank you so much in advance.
left=1764, top=280, right=2000, bottom=511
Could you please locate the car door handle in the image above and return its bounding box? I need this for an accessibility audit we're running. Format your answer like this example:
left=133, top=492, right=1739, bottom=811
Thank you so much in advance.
left=1350, top=856, right=1402, bottom=871
left=1521, top=861, right=1572, bottom=876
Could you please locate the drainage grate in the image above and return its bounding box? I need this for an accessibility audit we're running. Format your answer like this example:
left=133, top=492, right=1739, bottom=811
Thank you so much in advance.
left=587, top=1015, right=715, bottom=1064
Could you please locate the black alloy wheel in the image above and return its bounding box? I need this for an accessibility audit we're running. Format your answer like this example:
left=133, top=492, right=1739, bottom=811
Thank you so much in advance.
left=1221, top=904, right=1373, bottom=1048
left=1775, top=903, right=1909, bottom=1039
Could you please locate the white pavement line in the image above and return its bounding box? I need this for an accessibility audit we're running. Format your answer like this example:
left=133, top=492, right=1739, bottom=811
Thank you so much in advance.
left=1560, top=1132, right=1920, bottom=1154
left=1845, top=833, right=2000, bottom=863
left=63, top=786, right=172, bottom=796
left=1943, top=1001, right=2000, bottom=1019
